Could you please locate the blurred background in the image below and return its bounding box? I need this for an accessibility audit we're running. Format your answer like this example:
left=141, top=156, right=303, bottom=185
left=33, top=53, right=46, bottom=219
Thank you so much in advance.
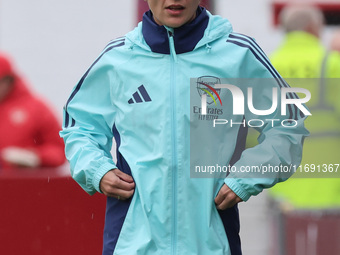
left=0, top=0, right=340, bottom=254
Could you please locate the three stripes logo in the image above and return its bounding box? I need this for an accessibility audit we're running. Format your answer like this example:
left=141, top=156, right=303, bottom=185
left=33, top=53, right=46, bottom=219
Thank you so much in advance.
left=128, top=85, right=152, bottom=104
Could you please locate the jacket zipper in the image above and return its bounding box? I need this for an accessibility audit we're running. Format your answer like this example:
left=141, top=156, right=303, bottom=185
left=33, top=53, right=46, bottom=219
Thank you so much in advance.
left=167, top=28, right=178, bottom=255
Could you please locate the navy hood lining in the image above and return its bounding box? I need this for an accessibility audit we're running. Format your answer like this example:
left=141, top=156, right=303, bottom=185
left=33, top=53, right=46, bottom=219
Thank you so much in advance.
left=142, top=7, right=209, bottom=54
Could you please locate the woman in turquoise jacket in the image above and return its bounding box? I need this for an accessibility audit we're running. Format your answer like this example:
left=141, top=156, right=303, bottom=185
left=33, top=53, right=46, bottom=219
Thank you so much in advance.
left=60, top=1, right=308, bottom=254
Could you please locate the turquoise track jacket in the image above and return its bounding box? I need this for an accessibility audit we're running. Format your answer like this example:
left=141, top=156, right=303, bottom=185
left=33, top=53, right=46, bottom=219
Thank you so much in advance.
left=60, top=8, right=308, bottom=255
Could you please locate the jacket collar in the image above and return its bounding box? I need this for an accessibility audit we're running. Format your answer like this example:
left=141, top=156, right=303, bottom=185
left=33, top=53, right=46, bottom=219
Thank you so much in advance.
left=142, top=7, right=209, bottom=54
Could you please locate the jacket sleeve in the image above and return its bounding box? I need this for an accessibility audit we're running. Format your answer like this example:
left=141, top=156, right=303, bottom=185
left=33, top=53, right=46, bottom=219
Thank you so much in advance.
left=60, top=57, right=117, bottom=195
left=224, top=44, right=310, bottom=202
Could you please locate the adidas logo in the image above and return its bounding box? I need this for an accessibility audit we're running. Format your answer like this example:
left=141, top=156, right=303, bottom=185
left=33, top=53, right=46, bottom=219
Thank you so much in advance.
left=128, top=85, right=152, bottom=104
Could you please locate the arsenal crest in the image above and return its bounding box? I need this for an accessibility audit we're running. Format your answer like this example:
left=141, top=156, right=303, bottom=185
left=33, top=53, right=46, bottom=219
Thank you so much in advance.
left=196, top=76, right=221, bottom=105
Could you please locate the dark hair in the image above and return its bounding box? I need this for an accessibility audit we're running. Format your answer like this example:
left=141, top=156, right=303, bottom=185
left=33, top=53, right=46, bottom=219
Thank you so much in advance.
left=0, top=75, right=15, bottom=85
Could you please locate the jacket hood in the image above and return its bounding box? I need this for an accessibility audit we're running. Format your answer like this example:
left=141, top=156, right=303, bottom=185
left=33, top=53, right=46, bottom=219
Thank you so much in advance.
left=125, top=7, right=233, bottom=54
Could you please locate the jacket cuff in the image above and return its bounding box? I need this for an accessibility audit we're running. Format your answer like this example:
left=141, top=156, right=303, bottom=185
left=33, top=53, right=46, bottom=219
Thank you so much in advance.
left=224, top=178, right=251, bottom=202
left=92, top=162, right=117, bottom=193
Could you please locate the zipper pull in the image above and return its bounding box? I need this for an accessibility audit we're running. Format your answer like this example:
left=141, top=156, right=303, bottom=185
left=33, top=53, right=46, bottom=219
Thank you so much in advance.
left=167, top=30, right=177, bottom=62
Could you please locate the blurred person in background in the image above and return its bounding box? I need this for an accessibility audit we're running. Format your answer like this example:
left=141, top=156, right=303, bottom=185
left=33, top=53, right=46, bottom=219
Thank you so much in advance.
left=268, top=4, right=340, bottom=209
left=0, top=53, right=65, bottom=169
left=271, top=4, right=340, bottom=79
left=330, top=28, right=340, bottom=53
